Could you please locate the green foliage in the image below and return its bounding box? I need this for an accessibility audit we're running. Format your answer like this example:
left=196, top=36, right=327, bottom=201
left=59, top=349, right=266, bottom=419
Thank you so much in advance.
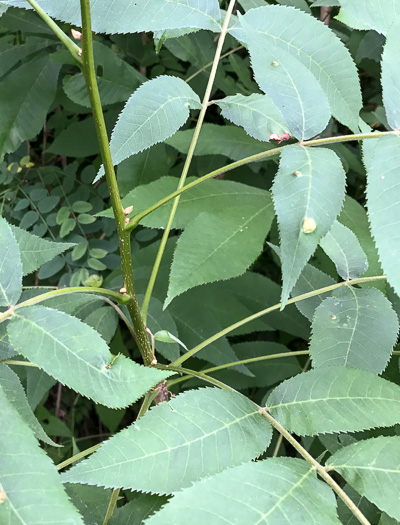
left=338, top=0, right=400, bottom=34
left=62, top=389, right=272, bottom=494
left=0, top=217, right=22, bottom=306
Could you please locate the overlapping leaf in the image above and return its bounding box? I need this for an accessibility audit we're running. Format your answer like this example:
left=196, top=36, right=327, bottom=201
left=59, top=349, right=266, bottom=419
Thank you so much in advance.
left=272, top=145, right=346, bottom=306
left=309, top=287, right=398, bottom=373
left=327, top=437, right=400, bottom=521
left=0, top=387, right=84, bottom=525
left=338, top=0, right=400, bottom=34
left=7, top=305, right=171, bottom=408
left=381, top=20, right=400, bottom=129
left=61, top=389, right=272, bottom=494
left=165, top=201, right=274, bottom=306
left=267, top=367, right=400, bottom=435
left=11, top=224, right=74, bottom=276
left=216, top=93, right=288, bottom=141
left=0, top=217, right=22, bottom=306
left=366, top=135, right=400, bottom=297
left=145, top=458, right=340, bottom=524
left=320, top=220, right=368, bottom=280
left=233, top=5, right=362, bottom=131
left=2, top=0, right=222, bottom=34
left=0, top=55, right=60, bottom=161
left=95, top=76, right=201, bottom=181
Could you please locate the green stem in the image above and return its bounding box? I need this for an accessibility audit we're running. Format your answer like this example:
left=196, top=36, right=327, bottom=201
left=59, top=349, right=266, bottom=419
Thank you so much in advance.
left=126, top=130, right=395, bottom=231
left=27, top=0, right=82, bottom=64
left=102, top=489, right=120, bottom=525
left=139, top=0, right=238, bottom=323
left=0, top=360, right=38, bottom=367
left=259, top=409, right=371, bottom=525
left=57, top=444, right=101, bottom=471
left=79, top=0, right=153, bottom=366
left=170, top=275, right=387, bottom=367
left=156, top=364, right=235, bottom=391
left=0, top=286, right=130, bottom=324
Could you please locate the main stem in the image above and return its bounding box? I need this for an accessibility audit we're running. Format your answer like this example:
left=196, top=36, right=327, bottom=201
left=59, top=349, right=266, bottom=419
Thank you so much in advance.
left=139, top=0, right=238, bottom=323
left=79, top=0, right=153, bottom=365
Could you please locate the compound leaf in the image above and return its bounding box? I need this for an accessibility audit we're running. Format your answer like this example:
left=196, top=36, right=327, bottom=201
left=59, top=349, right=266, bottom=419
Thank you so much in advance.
left=95, top=76, right=201, bottom=180
left=381, top=20, right=400, bottom=129
left=11, top=224, right=74, bottom=276
left=272, top=145, right=346, bottom=306
left=0, top=217, right=22, bottom=307
left=366, top=135, right=400, bottom=297
left=234, top=5, right=361, bottom=132
left=309, top=287, right=398, bottom=373
left=338, top=0, right=400, bottom=34
left=166, top=201, right=274, bottom=306
left=216, top=93, right=288, bottom=141
left=267, top=367, right=400, bottom=435
left=327, top=437, right=400, bottom=521
left=320, top=221, right=368, bottom=280
left=7, top=306, right=171, bottom=408
left=145, top=458, right=341, bottom=525
left=3, top=0, right=222, bottom=34
left=0, top=386, right=84, bottom=525
left=61, top=388, right=272, bottom=494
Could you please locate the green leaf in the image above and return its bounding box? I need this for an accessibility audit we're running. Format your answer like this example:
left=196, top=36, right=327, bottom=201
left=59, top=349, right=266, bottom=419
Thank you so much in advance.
left=327, top=436, right=400, bottom=521
left=145, top=458, right=341, bottom=524
left=0, top=55, right=60, bottom=160
left=11, top=224, right=74, bottom=276
left=165, top=123, right=274, bottom=162
left=267, top=367, right=400, bottom=435
left=71, top=242, right=88, bottom=261
left=145, top=296, right=181, bottom=362
left=165, top=202, right=273, bottom=306
left=366, top=135, right=400, bottom=296
left=0, top=386, right=84, bottom=525
left=109, top=493, right=168, bottom=525
left=216, top=93, right=288, bottom=141
left=26, top=367, right=56, bottom=410
left=154, top=330, right=187, bottom=349
left=83, top=306, right=119, bottom=344
left=233, top=5, right=362, bottom=132
left=0, top=217, right=22, bottom=306
left=72, top=201, right=93, bottom=213
left=61, top=388, right=272, bottom=494
left=65, top=484, right=112, bottom=525
left=77, top=213, right=96, bottom=225
left=95, top=76, right=201, bottom=181
left=0, top=323, right=15, bottom=360
left=320, top=221, right=368, bottom=280
left=0, top=363, right=57, bottom=447
left=63, top=41, right=145, bottom=108
left=60, top=217, right=76, bottom=238
left=309, top=287, right=398, bottom=373
left=337, top=0, right=400, bottom=34
left=7, top=305, right=171, bottom=408
left=381, top=20, right=400, bottom=129
left=4, top=0, right=222, bottom=34
left=272, top=146, right=346, bottom=305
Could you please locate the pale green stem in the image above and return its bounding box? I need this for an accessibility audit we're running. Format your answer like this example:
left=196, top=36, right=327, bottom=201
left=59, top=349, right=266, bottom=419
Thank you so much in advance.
left=0, top=286, right=129, bottom=324
left=170, top=275, right=387, bottom=367
left=126, top=130, right=396, bottom=231
left=0, top=360, right=38, bottom=367
left=185, top=45, right=244, bottom=83
left=102, top=489, right=120, bottom=525
left=156, top=364, right=235, bottom=391
left=26, top=0, right=82, bottom=64
left=139, top=0, right=238, bottom=323
left=57, top=444, right=101, bottom=471
left=259, top=409, right=371, bottom=525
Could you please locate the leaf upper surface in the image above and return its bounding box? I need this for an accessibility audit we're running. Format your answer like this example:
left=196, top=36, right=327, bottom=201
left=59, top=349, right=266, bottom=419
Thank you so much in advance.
left=381, top=20, right=400, bottom=130
left=272, top=145, right=346, bottom=305
left=2, top=0, right=222, bottom=34
left=0, top=387, right=84, bottom=525
left=338, top=0, right=400, bottom=34
left=145, top=458, right=340, bottom=524
left=309, top=287, right=398, bottom=373
left=0, top=217, right=22, bottom=307
left=95, top=76, right=201, bottom=180
left=233, top=5, right=362, bottom=131
left=267, top=367, right=400, bottom=435
left=327, top=436, right=400, bottom=521
left=61, top=388, right=272, bottom=494
left=7, top=305, right=170, bottom=408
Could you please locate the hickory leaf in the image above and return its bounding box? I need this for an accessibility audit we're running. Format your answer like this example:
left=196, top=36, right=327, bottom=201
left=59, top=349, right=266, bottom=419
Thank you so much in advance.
left=338, top=0, right=400, bottom=35
left=2, top=0, right=222, bottom=34
left=267, top=367, right=400, bottom=435
left=61, top=388, right=272, bottom=494
left=165, top=202, right=274, bottom=306
left=7, top=306, right=171, bottom=408
left=0, top=217, right=22, bottom=307
left=381, top=20, right=400, bottom=130
left=233, top=5, right=362, bottom=132
left=95, top=76, right=201, bottom=181
left=327, top=437, right=400, bottom=521
left=309, top=287, right=398, bottom=373
left=145, top=458, right=341, bottom=525
left=272, top=145, right=346, bottom=306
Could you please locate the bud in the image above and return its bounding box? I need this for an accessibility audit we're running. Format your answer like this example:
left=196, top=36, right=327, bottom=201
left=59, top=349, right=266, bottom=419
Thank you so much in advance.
left=123, top=205, right=134, bottom=215
left=119, top=287, right=127, bottom=294
left=71, top=29, right=82, bottom=40
left=302, top=217, right=316, bottom=233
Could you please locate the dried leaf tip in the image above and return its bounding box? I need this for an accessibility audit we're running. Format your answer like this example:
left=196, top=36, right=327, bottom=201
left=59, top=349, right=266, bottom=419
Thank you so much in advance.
left=302, top=217, right=317, bottom=233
